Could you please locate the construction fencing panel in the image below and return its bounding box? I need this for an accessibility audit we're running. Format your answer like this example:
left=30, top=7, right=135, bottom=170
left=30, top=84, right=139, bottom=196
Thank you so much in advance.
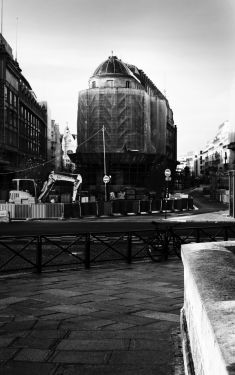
left=15, top=204, right=31, bottom=219
left=45, top=204, right=64, bottom=219
left=31, top=204, right=46, bottom=219
left=97, top=202, right=112, bottom=216
left=64, top=204, right=81, bottom=218
left=80, top=202, right=98, bottom=217
left=150, top=199, right=162, bottom=213
left=0, top=198, right=194, bottom=220
left=173, top=199, right=182, bottom=211
left=139, top=200, right=151, bottom=214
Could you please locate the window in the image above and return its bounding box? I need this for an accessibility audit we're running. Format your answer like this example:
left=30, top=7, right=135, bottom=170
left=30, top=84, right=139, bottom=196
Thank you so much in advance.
left=92, top=81, right=96, bottom=88
left=106, top=80, right=114, bottom=88
left=126, top=81, right=130, bottom=88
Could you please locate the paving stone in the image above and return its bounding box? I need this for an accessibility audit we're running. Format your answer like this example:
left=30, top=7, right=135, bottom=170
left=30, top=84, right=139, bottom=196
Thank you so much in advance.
left=33, top=320, right=61, bottom=330
left=14, top=348, right=51, bottom=362
left=109, top=349, right=171, bottom=365
left=0, top=361, right=56, bottom=375
left=53, top=364, right=167, bottom=375
left=0, top=297, right=27, bottom=306
left=1, top=320, right=37, bottom=332
left=43, top=289, right=83, bottom=297
left=44, top=305, right=98, bottom=315
left=0, top=337, right=15, bottom=347
left=102, top=322, right=136, bottom=330
left=29, top=329, right=69, bottom=339
left=0, top=314, right=15, bottom=322
left=0, top=348, right=18, bottom=362
left=0, top=261, right=184, bottom=374
left=57, top=338, right=129, bottom=351
left=51, top=350, right=111, bottom=364
left=129, top=338, right=170, bottom=350
left=134, top=310, right=180, bottom=322
left=11, top=336, right=57, bottom=349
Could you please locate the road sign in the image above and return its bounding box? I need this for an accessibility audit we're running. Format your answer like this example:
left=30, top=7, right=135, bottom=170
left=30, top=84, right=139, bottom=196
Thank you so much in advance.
left=164, top=168, right=171, bottom=177
left=103, top=175, right=110, bottom=184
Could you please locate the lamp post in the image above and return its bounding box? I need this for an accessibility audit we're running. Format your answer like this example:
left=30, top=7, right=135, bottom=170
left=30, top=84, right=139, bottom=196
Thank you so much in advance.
left=102, top=126, right=110, bottom=201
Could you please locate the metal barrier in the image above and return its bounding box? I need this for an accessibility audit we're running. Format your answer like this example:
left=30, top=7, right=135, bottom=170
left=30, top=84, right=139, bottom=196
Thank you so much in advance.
left=2, top=198, right=194, bottom=220
left=1, top=224, right=235, bottom=273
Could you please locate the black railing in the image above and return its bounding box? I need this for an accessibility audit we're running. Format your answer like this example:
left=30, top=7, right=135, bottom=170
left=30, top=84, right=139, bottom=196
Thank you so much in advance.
left=1, top=224, right=235, bottom=273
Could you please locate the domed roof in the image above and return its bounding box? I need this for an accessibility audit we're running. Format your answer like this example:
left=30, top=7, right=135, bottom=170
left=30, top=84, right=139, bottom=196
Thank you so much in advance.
left=93, top=55, right=134, bottom=77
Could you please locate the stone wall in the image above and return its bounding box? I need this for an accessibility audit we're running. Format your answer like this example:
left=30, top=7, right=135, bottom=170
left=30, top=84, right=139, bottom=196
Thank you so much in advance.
left=181, top=242, right=235, bottom=375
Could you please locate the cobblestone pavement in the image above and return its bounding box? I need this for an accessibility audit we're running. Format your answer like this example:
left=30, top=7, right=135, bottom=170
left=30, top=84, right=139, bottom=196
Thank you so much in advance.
left=0, top=260, right=184, bottom=375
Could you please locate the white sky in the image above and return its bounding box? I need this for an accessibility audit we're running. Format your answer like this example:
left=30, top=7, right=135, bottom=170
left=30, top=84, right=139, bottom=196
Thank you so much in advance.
left=3, top=0, right=235, bottom=155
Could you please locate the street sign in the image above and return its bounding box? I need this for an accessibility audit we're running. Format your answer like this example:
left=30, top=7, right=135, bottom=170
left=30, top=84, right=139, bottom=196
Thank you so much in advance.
left=103, top=175, right=110, bottom=184
left=164, top=168, right=171, bottom=177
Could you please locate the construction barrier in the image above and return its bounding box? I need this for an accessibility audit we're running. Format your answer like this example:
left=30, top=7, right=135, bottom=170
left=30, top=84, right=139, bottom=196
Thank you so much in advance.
left=80, top=202, right=98, bottom=217
left=139, top=200, right=151, bottom=214
left=150, top=199, right=162, bottom=212
left=188, top=198, right=194, bottom=210
left=64, top=204, right=81, bottom=218
left=31, top=204, right=46, bottom=219
left=97, top=201, right=112, bottom=216
left=112, top=200, right=126, bottom=215
left=15, top=204, right=31, bottom=219
left=45, top=203, right=64, bottom=219
left=124, top=200, right=140, bottom=215
left=162, top=199, right=174, bottom=212
left=173, top=199, right=183, bottom=211
left=1, top=198, right=194, bottom=220
left=181, top=198, right=188, bottom=210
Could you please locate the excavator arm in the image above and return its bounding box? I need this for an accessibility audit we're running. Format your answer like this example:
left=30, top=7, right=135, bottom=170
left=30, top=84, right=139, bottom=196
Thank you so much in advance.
left=72, top=174, right=82, bottom=203
left=38, top=171, right=82, bottom=203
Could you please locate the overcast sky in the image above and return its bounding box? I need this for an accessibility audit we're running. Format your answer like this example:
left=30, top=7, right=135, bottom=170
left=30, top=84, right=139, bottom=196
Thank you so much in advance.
left=3, top=0, right=235, bottom=156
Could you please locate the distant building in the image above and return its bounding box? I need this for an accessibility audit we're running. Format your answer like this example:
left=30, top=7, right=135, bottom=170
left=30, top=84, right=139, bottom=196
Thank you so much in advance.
left=51, top=120, right=62, bottom=171
left=194, top=121, right=235, bottom=176
left=177, top=152, right=195, bottom=174
left=39, top=101, right=52, bottom=161
left=61, top=125, right=77, bottom=171
left=0, top=34, right=48, bottom=195
left=72, top=55, right=177, bottom=193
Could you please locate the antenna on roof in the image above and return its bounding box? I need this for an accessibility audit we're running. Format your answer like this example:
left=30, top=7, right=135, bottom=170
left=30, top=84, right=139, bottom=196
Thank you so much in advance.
left=1, top=0, right=3, bottom=36
left=15, top=17, right=18, bottom=60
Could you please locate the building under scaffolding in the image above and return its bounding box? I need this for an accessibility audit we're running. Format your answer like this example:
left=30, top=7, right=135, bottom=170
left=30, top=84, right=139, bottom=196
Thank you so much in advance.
left=72, top=55, right=177, bottom=195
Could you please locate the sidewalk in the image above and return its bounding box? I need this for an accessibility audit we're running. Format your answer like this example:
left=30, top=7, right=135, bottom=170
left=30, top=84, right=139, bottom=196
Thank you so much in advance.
left=0, top=261, right=184, bottom=375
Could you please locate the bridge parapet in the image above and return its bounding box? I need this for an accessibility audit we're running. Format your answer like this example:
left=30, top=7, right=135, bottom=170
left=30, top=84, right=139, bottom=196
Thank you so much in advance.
left=181, top=241, right=235, bottom=375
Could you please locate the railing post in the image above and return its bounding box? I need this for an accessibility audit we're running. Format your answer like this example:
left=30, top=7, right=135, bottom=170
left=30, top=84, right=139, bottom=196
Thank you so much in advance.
left=163, top=229, right=169, bottom=261
left=36, top=235, right=42, bottom=273
left=127, top=232, right=132, bottom=264
left=85, top=233, right=91, bottom=269
left=196, top=228, right=200, bottom=243
left=224, top=227, right=228, bottom=241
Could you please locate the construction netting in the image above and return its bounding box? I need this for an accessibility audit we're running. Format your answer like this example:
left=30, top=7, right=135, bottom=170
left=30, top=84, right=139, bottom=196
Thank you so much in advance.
left=77, top=88, right=167, bottom=157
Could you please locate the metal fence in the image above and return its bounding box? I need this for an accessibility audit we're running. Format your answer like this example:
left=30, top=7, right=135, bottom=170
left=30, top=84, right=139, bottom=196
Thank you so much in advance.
left=0, top=198, right=194, bottom=220
left=0, top=224, right=235, bottom=274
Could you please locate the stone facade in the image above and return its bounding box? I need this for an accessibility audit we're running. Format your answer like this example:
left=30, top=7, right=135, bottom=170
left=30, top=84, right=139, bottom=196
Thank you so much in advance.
left=0, top=34, right=48, bottom=195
